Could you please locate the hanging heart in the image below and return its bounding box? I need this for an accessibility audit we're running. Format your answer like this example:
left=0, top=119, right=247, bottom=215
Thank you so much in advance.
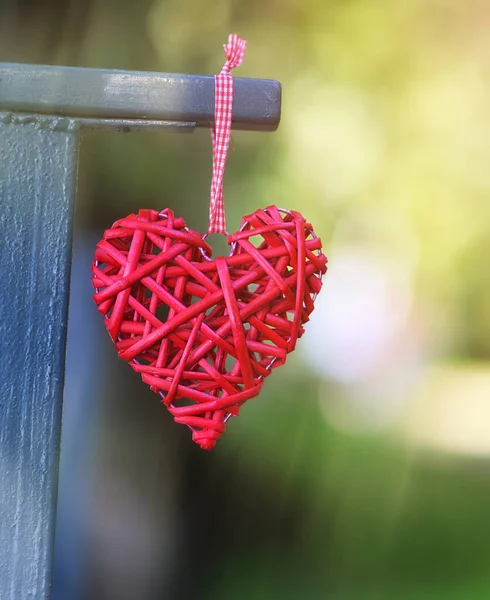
left=92, top=206, right=327, bottom=449
left=92, top=34, right=327, bottom=449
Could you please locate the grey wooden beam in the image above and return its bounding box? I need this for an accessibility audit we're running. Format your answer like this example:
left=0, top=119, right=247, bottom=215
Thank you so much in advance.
left=0, top=63, right=281, bottom=131
left=0, top=112, right=79, bottom=599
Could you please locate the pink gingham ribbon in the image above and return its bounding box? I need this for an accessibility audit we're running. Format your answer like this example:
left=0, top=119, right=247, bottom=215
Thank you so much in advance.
left=208, top=34, right=247, bottom=235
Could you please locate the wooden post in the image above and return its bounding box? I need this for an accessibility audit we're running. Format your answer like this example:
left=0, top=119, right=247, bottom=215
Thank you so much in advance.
left=0, top=112, right=79, bottom=600
left=0, top=64, right=281, bottom=599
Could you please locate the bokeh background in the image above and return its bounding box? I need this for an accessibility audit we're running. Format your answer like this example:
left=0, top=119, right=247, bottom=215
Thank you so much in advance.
left=2, top=0, right=490, bottom=598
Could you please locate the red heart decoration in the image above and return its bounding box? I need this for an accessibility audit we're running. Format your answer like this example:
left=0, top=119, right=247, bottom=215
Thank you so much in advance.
left=92, top=205, right=327, bottom=450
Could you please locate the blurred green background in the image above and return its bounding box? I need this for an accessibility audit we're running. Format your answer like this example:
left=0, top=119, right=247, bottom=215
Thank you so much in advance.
left=3, top=0, right=490, bottom=598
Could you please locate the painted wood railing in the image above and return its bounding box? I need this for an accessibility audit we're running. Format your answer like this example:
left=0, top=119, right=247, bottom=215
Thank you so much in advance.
left=0, top=63, right=281, bottom=599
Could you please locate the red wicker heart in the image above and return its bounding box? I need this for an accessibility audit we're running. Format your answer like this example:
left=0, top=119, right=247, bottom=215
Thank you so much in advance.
left=92, top=205, right=327, bottom=450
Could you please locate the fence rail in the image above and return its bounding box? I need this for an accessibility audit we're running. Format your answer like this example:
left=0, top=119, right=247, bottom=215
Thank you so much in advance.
left=0, top=63, right=281, bottom=131
left=0, top=63, right=281, bottom=599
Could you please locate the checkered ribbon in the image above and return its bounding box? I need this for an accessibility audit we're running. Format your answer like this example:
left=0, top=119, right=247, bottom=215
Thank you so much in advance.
left=208, top=34, right=247, bottom=235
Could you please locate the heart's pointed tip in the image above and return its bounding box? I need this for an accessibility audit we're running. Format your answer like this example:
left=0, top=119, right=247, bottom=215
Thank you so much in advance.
left=198, top=439, right=217, bottom=451
left=191, top=426, right=224, bottom=451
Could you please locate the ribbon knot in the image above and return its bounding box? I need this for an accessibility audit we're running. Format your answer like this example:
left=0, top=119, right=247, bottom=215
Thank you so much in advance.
left=208, top=34, right=247, bottom=235
left=221, top=34, right=247, bottom=74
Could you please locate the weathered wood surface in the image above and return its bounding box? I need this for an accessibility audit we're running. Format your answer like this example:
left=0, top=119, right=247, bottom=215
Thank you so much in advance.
left=0, top=113, right=79, bottom=599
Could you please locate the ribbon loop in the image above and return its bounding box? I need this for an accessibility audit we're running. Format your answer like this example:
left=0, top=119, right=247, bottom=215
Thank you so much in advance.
left=208, top=34, right=247, bottom=235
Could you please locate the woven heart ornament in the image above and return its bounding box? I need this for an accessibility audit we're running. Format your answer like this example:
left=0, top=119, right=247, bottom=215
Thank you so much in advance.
left=92, top=35, right=327, bottom=450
